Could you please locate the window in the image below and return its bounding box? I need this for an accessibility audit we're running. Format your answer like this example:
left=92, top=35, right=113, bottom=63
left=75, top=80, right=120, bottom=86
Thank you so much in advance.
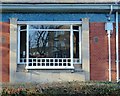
left=17, top=21, right=82, bottom=69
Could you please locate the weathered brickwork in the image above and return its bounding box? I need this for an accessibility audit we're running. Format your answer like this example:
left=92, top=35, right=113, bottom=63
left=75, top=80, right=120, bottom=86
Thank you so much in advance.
left=110, top=23, right=116, bottom=81
left=119, top=23, right=120, bottom=78
left=90, top=22, right=118, bottom=81
left=0, top=22, right=10, bottom=82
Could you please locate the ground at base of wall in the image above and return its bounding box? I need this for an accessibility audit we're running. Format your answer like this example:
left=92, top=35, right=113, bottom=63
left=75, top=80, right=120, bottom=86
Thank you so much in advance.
left=13, top=64, right=85, bottom=83
left=13, top=70, right=85, bottom=83
left=1, top=81, right=120, bottom=96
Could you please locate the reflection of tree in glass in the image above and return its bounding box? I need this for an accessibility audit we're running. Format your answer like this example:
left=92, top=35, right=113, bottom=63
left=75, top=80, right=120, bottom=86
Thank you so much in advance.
left=29, top=25, right=65, bottom=58
left=29, top=25, right=69, bottom=58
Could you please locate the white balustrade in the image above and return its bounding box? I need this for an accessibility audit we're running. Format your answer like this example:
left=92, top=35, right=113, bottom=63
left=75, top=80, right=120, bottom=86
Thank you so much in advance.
left=19, top=58, right=81, bottom=69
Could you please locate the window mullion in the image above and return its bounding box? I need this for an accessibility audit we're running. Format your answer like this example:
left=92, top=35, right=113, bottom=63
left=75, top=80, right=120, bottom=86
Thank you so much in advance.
left=17, top=25, right=20, bottom=64
left=79, top=26, right=82, bottom=64
left=70, top=25, right=74, bottom=67
left=29, top=29, right=70, bottom=32
left=26, top=25, right=29, bottom=69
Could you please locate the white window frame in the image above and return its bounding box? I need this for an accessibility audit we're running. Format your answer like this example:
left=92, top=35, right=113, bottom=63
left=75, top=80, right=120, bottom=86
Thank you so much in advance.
left=17, top=21, right=82, bottom=69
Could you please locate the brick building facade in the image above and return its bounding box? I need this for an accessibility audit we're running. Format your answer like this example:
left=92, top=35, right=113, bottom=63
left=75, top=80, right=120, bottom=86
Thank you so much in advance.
left=0, top=1, right=120, bottom=82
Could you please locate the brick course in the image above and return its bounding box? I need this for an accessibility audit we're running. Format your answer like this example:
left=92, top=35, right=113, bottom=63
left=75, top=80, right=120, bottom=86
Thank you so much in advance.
left=119, top=23, right=120, bottom=78
left=0, top=22, right=10, bottom=82
left=90, top=22, right=118, bottom=81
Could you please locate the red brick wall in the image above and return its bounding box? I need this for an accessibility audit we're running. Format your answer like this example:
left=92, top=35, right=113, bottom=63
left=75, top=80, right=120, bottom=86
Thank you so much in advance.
left=90, top=22, right=116, bottom=81
left=111, top=23, right=116, bottom=81
left=119, top=23, right=120, bottom=78
left=0, top=22, right=10, bottom=82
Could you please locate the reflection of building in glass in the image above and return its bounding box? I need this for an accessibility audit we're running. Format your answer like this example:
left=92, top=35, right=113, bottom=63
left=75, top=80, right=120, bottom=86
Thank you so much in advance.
left=46, top=25, right=70, bottom=58
left=48, top=31, right=70, bottom=58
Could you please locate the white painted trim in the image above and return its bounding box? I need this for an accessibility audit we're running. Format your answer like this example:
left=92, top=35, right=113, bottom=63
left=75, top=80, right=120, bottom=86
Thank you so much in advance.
left=23, top=57, right=74, bottom=69
left=79, top=26, right=82, bottom=64
left=70, top=25, right=74, bottom=67
left=19, top=29, right=27, bottom=31
left=29, top=29, right=70, bottom=32
left=17, top=21, right=82, bottom=25
left=26, top=25, right=29, bottom=69
left=17, top=21, right=82, bottom=69
left=28, top=29, right=79, bottom=32
left=73, top=30, right=79, bottom=32
left=17, top=26, right=20, bottom=64
left=19, top=58, right=82, bottom=65
left=26, top=66, right=74, bottom=69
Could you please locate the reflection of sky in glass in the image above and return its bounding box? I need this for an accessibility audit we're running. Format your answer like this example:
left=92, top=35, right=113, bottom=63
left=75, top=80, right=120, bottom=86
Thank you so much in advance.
left=29, top=31, right=48, bottom=48
left=29, top=25, right=54, bottom=29
left=29, top=25, right=70, bottom=29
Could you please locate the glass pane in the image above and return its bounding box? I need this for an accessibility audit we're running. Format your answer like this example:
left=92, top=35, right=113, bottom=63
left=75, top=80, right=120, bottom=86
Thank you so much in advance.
left=20, top=25, right=27, bottom=30
left=73, top=29, right=79, bottom=58
left=29, top=25, right=70, bottom=29
left=29, top=25, right=70, bottom=58
left=20, top=25, right=26, bottom=58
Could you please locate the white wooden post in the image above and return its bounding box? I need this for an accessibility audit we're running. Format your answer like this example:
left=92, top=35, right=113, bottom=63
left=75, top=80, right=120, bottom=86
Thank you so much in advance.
left=70, top=25, right=74, bottom=68
left=79, top=26, right=82, bottom=64
left=26, top=25, right=29, bottom=69
left=17, top=26, right=20, bottom=64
